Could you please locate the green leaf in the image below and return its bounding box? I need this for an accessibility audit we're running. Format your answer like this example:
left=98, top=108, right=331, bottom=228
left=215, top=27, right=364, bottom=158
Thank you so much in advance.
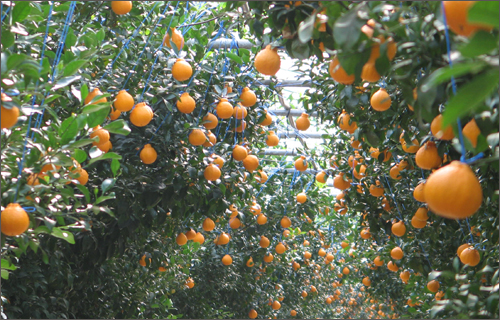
left=7, top=53, right=28, bottom=70
left=95, top=193, right=116, bottom=205
left=291, top=38, right=310, bottom=60
left=12, top=2, right=31, bottom=23
left=1, top=270, right=9, bottom=280
left=101, top=178, right=116, bottom=194
left=298, top=13, right=315, bottom=44
left=59, top=116, right=79, bottom=145
left=65, top=28, right=77, bottom=47
left=459, top=31, right=499, bottom=58
left=1, top=30, right=14, bottom=48
left=52, top=75, right=81, bottom=90
left=1, top=259, right=17, bottom=271
left=81, top=83, right=89, bottom=103
left=87, top=152, right=122, bottom=165
left=73, top=149, right=88, bottom=164
left=103, top=119, right=131, bottom=136
left=67, top=139, right=95, bottom=149
left=96, top=28, right=105, bottom=43
left=226, top=52, right=242, bottom=65
left=442, top=70, right=499, bottom=127
left=63, top=60, right=88, bottom=77
left=51, top=227, right=75, bottom=244
left=81, top=102, right=109, bottom=115
left=422, top=61, right=487, bottom=89
left=333, top=8, right=365, bottom=51
left=86, top=106, right=110, bottom=128
left=468, top=1, right=499, bottom=28
left=75, top=184, right=91, bottom=202
left=111, top=158, right=120, bottom=177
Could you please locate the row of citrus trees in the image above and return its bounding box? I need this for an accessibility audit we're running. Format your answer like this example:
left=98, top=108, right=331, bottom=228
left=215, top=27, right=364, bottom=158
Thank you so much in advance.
left=1, top=1, right=499, bottom=319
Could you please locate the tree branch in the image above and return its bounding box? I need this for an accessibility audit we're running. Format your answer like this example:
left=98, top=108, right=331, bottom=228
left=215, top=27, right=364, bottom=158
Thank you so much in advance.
left=179, top=14, right=223, bottom=28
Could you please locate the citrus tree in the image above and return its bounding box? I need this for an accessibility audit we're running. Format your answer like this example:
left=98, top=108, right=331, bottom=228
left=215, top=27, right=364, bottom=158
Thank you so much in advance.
left=1, top=1, right=498, bottom=319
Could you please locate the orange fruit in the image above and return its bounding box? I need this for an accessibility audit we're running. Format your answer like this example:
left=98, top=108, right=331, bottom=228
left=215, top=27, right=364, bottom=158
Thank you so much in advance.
left=370, top=89, right=391, bottom=111
left=374, top=256, right=384, bottom=267
left=177, top=92, right=196, bottom=114
left=111, top=1, right=132, bottom=15
left=239, top=87, right=257, bottom=107
left=0, top=105, right=20, bottom=129
left=222, top=254, right=233, bottom=266
left=254, top=45, right=281, bottom=76
left=140, top=144, right=157, bottom=164
left=266, top=131, right=279, bottom=146
left=108, top=108, right=121, bottom=120
left=341, top=241, right=349, bottom=249
left=202, top=113, right=218, bottom=130
left=1, top=203, right=30, bottom=236
left=362, top=276, right=371, bottom=286
left=172, top=58, right=192, bottom=81
left=400, top=133, right=420, bottom=153
left=329, top=56, right=355, bottom=85
left=263, top=253, right=273, bottom=262
left=243, top=155, right=259, bottom=172
left=333, top=173, right=351, bottom=190
left=442, top=1, right=493, bottom=37
left=435, top=291, right=445, bottom=301
left=85, top=88, right=107, bottom=105
left=353, top=164, right=367, bottom=180
left=139, top=254, right=150, bottom=267
left=462, top=118, right=480, bottom=148
left=256, top=214, right=268, bottom=225
left=294, top=156, right=308, bottom=171
left=337, top=112, right=358, bottom=133
left=203, top=130, right=216, bottom=148
left=90, top=125, right=110, bottom=146
left=232, top=103, right=248, bottom=119
left=431, top=114, right=454, bottom=140
left=389, top=165, right=402, bottom=180
left=255, top=170, right=268, bottom=184
left=130, top=102, right=153, bottom=127
left=413, top=182, right=426, bottom=202
left=185, top=228, right=196, bottom=240
left=391, top=221, right=406, bottom=237
left=391, top=247, right=403, bottom=260
left=361, top=62, right=381, bottom=83
left=400, top=271, right=410, bottom=283
left=249, top=309, right=257, bottom=319
left=343, top=266, right=350, bottom=275
left=188, top=129, right=207, bottom=146
left=424, top=161, right=482, bottom=219
left=457, top=243, right=470, bottom=257
left=113, top=90, right=134, bottom=112
left=163, top=27, right=184, bottom=50
left=275, top=242, right=286, bottom=254
left=427, top=280, right=440, bottom=293
left=296, top=192, right=307, bottom=203
left=260, top=111, right=273, bottom=126
left=232, top=145, right=248, bottom=161
left=414, top=207, right=429, bottom=221
left=411, top=216, right=427, bottom=228
left=176, top=233, right=187, bottom=245
left=387, top=261, right=399, bottom=272
left=204, top=164, right=221, bottom=181
left=280, top=216, right=291, bottom=228
left=460, top=246, right=480, bottom=266
left=415, top=141, right=442, bottom=170
left=316, top=171, right=327, bottom=183
left=296, top=113, right=310, bottom=131
left=360, top=228, right=371, bottom=239
left=185, top=277, right=195, bottom=288
left=272, top=300, right=281, bottom=310
left=290, top=310, right=297, bottom=316
left=215, top=233, right=230, bottom=245
left=76, top=168, right=89, bottom=185
left=369, top=182, right=384, bottom=197
left=216, top=98, right=233, bottom=119
left=229, top=217, right=241, bottom=229
left=202, top=218, right=215, bottom=231
left=304, top=251, right=312, bottom=259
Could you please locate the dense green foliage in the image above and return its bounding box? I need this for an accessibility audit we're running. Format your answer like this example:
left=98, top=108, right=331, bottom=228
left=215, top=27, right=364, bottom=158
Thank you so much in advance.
left=1, top=1, right=499, bottom=319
